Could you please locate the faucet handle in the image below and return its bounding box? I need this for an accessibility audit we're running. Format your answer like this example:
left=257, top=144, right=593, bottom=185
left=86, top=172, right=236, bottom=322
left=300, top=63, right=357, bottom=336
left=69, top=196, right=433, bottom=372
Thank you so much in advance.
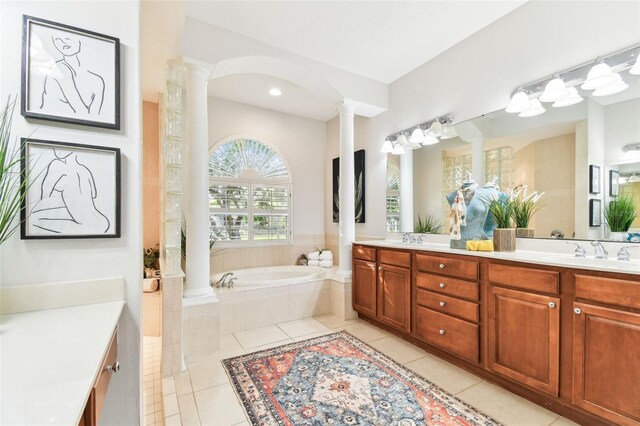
left=566, top=242, right=586, bottom=258
left=402, top=233, right=409, bottom=243
left=417, top=235, right=424, bottom=244
left=617, top=245, right=638, bottom=261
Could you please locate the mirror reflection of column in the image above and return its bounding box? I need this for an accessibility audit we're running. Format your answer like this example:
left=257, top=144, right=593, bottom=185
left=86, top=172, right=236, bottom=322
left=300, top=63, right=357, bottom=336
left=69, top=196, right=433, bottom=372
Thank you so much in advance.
left=470, top=138, right=486, bottom=186
left=399, top=149, right=414, bottom=233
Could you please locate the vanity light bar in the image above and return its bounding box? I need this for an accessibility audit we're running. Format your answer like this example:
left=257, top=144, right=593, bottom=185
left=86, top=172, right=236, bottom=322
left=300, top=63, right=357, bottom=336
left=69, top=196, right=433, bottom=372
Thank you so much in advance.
left=507, top=43, right=640, bottom=107
left=383, top=115, right=454, bottom=154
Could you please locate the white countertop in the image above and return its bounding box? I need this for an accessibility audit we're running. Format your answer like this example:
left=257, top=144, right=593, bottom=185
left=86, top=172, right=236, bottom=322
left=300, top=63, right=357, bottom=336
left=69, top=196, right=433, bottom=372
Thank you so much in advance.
left=356, top=240, right=640, bottom=276
left=1, top=300, right=125, bottom=426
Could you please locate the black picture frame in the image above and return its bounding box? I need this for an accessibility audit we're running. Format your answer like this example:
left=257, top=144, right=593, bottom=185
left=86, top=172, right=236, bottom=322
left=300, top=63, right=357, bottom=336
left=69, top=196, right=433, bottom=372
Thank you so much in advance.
left=21, top=15, right=120, bottom=129
left=589, top=165, right=600, bottom=194
left=332, top=149, right=366, bottom=223
left=609, top=170, right=620, bottom=197
left=589, top=199, right=601, bottom=227
left=20, top=138, right=121, bottom=239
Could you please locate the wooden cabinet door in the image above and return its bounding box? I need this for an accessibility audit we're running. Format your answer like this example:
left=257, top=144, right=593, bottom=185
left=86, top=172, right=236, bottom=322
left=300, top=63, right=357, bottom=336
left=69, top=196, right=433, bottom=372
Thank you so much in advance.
left=352, top=259, right=377, bottom=317
left=488, top=286, right=560, bottom=396
left=377, top=264, right=411, bottom=332
left=572, top=303, right=640, bottom=426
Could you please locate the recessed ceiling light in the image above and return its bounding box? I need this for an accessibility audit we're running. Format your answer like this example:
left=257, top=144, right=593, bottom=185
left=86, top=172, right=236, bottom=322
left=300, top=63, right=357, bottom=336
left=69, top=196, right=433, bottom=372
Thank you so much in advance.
left=269, top=88, right=282, bottom=96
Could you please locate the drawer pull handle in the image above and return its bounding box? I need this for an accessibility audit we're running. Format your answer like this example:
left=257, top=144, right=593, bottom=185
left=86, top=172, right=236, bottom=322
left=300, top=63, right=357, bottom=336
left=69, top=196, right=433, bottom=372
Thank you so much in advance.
left=439, top=329, right=446, bottom=335
left=439, top=301, right=446, bottom=307
left=574, top=308, right=582, bottom=315
left=439, top=263, right=446, bottom=269
left=106, top=361, right=120, bottom=373
left=548, top=302, right=556, bottom=308
left=439, top=283, right=446, bottom=288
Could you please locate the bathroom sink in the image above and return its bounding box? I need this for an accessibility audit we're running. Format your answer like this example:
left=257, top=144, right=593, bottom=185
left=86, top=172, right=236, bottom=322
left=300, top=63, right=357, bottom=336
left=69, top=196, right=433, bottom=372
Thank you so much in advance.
left=538, top=254, right=638, bottom=271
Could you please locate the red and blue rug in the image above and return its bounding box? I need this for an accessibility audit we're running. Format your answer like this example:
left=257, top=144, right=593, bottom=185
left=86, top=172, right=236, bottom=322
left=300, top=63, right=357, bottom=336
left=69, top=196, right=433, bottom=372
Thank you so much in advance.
left=223, top=331, right=501, bottom=425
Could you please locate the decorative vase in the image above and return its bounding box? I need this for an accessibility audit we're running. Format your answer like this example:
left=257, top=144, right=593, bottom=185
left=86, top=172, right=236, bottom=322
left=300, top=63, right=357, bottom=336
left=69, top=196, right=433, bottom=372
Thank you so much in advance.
left=609, top=231, right=629, bottom=242
left=516, top=228, right=535, bottom=238
left=493, top=228, right=517, bottom=252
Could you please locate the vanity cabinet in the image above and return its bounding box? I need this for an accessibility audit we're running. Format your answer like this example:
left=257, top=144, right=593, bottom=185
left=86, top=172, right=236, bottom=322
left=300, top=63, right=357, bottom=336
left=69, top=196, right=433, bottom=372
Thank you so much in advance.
left=353, top=258, right=377, bottom=317
left=352, top=245, right=411, bottom=332
left=79, top=329, right=119, bottom=426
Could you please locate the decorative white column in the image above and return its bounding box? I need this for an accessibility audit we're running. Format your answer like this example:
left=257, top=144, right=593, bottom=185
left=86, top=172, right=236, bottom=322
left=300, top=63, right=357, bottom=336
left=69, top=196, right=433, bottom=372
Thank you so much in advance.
left=399, top=149, right=414, bottom=233
left=338, top=102, right=356, bottom=275
left=470, top=137, right=486, bottom=185
left=183, top=62, right=212, bottom=298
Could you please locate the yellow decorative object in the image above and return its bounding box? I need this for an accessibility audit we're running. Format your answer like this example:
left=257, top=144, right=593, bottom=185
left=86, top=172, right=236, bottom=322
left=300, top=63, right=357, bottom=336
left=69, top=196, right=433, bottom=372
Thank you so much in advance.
left=466, top=239, right=494, bottom=251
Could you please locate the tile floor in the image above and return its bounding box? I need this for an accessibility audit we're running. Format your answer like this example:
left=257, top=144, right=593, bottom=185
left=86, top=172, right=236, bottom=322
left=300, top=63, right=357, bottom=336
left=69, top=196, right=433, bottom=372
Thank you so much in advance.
left=162, top=314, right=579, bottom=426
left=143, top=335, right=164, bottom=426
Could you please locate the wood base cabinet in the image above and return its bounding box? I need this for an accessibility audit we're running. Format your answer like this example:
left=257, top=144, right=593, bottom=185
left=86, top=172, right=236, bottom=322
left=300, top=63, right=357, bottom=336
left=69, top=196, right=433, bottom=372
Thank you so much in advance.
left=488, top=286, right=560, bottom=397
left=378, top=263, right=411, bottom=332
left=572, top=303, right=640, bottom=426
left=353, top=259, right=377, bottom=317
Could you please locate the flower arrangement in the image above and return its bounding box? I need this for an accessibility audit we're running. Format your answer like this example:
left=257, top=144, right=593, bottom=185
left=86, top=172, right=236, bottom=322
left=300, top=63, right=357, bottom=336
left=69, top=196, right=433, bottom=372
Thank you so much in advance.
left=511, top=185, right=544, bottom=228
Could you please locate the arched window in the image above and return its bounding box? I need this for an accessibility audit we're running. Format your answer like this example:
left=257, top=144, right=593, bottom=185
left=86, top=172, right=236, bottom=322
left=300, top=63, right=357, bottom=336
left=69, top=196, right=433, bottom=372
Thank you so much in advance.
left=209, top=138, right=291, bottom=245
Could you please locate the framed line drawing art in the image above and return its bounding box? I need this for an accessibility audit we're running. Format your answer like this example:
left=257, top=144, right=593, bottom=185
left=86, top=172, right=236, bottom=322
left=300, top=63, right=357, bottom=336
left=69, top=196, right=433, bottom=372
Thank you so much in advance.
left=589, top=164, right=600, bottom=194
left=21, top=138, right=121, bottom=239
left=609, top=169, right=620, bottom=197
left=589, top=199, right=601, bottom=227
left=21, top=15, right=120, bottom=129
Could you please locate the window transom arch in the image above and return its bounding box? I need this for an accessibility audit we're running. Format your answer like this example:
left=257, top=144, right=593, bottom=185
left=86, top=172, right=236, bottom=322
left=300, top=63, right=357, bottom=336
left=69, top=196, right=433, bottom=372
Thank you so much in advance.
left=208, top=137, right=292, bottom=246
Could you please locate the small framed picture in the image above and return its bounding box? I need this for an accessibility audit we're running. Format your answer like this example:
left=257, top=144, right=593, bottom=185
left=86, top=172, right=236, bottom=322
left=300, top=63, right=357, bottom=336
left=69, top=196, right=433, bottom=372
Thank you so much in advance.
left=609, top=170, right=620, bottom=197
left=589, top=199, right=601, bottom=227
left=21, top=138, right=121, bottom=239
left=21, top=15, right=120, bottom=129
left=589, top=165, right=600, bottom=194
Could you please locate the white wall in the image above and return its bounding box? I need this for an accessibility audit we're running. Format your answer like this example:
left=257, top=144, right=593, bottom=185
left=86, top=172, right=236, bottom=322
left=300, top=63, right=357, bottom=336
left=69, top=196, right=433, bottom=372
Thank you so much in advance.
left=0, top=2, right=142, bottom=425
left=207, top=97, right=327, bottom=271
left=605, top=97, right=640, bottom=167
left=355, top=0, right=640, bottom=239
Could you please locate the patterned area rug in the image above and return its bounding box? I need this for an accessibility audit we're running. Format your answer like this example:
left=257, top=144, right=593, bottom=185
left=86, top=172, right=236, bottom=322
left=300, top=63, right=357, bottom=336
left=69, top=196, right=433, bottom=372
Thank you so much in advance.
left=223, top=331, right=501, bottom=425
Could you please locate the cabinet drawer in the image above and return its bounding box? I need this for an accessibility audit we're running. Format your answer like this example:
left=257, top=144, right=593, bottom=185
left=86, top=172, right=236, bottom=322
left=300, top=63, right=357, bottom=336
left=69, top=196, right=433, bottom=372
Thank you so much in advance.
left=353, top=245, right=376, bottom=262
left=416, top=289, right=479, bottom=323
left=488, top=263, right=559, bottom=294
left=415, top=253, right=479, bottom=281
left=379, top=249, right=411, bottom=268
left=415, top=273, right=479, bottom=301
left=575, top=275, right=640, bottom=310
left=415, top=306, right=479, bottom=363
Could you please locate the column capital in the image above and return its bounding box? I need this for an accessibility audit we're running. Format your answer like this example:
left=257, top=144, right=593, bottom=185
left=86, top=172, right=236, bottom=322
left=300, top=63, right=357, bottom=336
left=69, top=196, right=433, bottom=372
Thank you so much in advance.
left=183, top=57, right=215, bottom=81
left=337, top=101, right=356, bottom=116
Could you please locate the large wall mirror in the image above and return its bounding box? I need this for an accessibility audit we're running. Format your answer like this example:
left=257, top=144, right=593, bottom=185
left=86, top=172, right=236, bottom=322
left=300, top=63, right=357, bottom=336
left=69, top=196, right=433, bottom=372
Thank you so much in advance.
left=386, top=78, right=640, bottom=242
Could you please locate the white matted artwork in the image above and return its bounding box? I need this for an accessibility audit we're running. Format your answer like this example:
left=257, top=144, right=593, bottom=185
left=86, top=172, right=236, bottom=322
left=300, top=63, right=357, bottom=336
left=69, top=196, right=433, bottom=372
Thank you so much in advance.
left=21, top=139, right=121, bottom=239
left=21, top=15, right=120, bottom=129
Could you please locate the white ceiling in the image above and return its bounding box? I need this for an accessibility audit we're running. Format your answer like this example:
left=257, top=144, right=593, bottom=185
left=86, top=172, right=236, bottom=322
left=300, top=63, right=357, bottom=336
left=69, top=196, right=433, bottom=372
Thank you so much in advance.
left=208, top=74, right=337, bottom=121
left=185, top=1, right=527, bottom=84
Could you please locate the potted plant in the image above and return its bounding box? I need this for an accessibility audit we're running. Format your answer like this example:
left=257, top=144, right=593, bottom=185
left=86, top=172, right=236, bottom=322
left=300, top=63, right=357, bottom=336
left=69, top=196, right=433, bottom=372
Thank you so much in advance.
left=414, top=214, right=442, bottom=234
left=512, top=187, right=544, bottom=238
left=487, top=194, right=516, bottom=251
left=0, top=97, right=31, bottom=246
left=604, top=195, right=637, bottom=241
left=143, top=246, right=160, bottom=278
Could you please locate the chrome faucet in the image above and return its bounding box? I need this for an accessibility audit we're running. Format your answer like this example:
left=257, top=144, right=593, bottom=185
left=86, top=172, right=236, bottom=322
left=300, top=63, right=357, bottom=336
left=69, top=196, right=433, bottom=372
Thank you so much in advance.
left=566, top=242, right=586, bottom=258
left=213, top=272, right=234, bottom=288
left=616, top=245, right=638, bottom=261
left=227, top=277, right=237, bottom=288
left=402, top=233, right=413, bottom=243
left=591, top=241, right=608, bottom=259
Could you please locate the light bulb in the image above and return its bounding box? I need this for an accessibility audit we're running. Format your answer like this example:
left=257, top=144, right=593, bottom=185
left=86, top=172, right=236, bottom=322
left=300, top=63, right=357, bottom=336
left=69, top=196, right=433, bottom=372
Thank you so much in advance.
left=428, top=120, right=443, bottom=137
left=269, top=88, right=282, bottom=96
left=440, top=126, right=458, bottom=139
left=391, top=144, right=405, bottom=155
left=630, top=55, right=640, bottom=75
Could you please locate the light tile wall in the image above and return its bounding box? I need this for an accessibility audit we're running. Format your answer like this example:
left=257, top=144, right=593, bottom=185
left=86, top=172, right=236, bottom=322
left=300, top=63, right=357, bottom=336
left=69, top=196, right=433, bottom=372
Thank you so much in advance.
left=183, top=298, right=220, bottom=364
left=162, top=276, right=183, bottom=377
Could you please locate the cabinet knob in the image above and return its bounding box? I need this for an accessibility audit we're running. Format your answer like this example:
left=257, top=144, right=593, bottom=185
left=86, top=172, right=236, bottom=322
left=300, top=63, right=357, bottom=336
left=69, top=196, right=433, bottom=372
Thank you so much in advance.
left=106, top=361, right=120, bottom=373
left=439, top=301, right=446, bottom=307
left=574, top=307, right=582, bottom=315
left=439, top=263, right=446, bottom=269
left=439, top=329, right=446, bottom=335
left=548, top=302, right=556, bottom=308
left=439, top=283, right=446, bottom=288
left=378, top=266, right=383, bottom=271
left=369, top=265, right=375, bottom=271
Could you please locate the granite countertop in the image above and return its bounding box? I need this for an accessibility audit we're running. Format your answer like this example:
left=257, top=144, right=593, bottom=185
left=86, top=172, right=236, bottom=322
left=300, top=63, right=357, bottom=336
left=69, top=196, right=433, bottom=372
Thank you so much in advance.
left=355, top=240, right=640, bottom=276
left=1, top=300, right=125, bottom=426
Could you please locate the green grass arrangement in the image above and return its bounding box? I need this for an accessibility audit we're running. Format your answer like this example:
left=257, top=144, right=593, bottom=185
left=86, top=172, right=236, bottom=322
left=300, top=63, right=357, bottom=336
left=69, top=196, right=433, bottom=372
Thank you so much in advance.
left=512, top=191, right=544, bottom=228
left=0, top=97, right=30, bottom=245
left=486, top=196, right=515, bottom=229
left=604, top=195, right=637, bottom=232
left=414, top=214, right=442, bottom=234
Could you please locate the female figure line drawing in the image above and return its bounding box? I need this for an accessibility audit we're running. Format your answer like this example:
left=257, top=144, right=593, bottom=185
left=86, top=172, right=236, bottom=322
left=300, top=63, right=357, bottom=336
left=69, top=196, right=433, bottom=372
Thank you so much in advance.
left=39, top=35, right=106, bottom=116
left=29, top=148, right=110, bottom=234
